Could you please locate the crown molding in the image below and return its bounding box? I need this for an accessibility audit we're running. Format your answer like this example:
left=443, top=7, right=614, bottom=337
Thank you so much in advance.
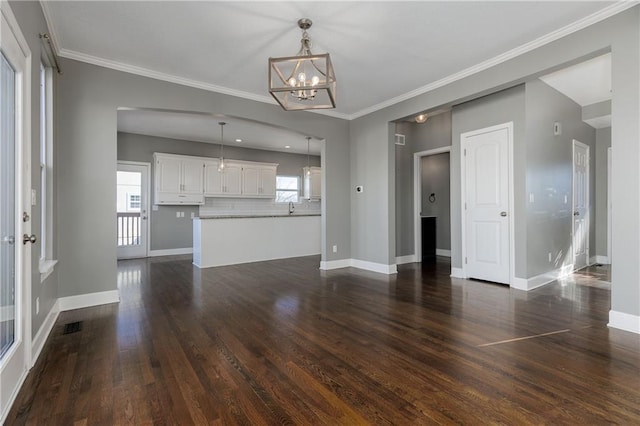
left=346, top=1, right=637, bottom=120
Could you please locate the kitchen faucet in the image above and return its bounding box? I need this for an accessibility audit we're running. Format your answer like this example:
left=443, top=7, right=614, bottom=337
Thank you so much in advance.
left=288, top=201, right=295, bottom=215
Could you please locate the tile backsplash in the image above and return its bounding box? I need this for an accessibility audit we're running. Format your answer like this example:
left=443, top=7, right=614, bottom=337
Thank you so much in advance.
left=199, top=197, right=321, bottom=217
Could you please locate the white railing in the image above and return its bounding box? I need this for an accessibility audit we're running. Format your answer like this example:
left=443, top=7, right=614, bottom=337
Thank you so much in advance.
left=117, top=212, right=141, bottom=247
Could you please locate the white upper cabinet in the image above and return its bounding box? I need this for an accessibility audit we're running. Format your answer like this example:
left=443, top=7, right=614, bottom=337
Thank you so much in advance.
left=156, top=153, right=277, bottom=202
left=242, top=164, right=277, bottom=197
left=154, top=153, right=204, bottom=205
left=303, top=166, right=322, bottom=200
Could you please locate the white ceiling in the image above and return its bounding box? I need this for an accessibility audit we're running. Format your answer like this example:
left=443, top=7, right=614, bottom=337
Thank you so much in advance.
left=117, top=109, right=322, bottom=155
left=45, top=2, right=624, bottom=151
left=539, top=53, right=612, bottom=128
left=540, top=53, right=612, bottom=106
left=43, top=1, right=622, bottom=120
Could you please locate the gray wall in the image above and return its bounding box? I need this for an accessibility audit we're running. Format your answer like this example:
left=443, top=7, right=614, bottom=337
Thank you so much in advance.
left=350, top=8, right=640, bottom=319
left=117, top=132, right=320, bottom=250
left=452, top=86, right=527, bottom=276
left=57, top=58, right=350, bottom=298
left=421, top=153, right=451, bottom=251
left=595, top=127, right=611, bottom=258
left=524, top=79, right=596, bottom=277
left=395, top=112, right=452, bottom=258
left=9, top=0, right=59, bottom=339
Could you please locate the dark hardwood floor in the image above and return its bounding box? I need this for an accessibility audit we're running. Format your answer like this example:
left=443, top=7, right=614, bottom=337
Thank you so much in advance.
left=6, top=256, right=640, bottom=424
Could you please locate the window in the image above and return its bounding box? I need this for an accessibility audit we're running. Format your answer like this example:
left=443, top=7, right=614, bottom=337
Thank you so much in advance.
left=275, top=175, right=300, bottom=203
left=39, top=62, right=56, bottom=280
left=128, top=194, right=141, bottom=211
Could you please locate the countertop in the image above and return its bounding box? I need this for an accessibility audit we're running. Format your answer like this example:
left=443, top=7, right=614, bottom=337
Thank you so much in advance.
left=197, top=213, right=321, bottom=219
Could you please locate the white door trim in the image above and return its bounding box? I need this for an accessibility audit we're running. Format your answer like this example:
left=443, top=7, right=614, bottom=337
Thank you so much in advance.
left=0, top=1, right=32, bottom=423
left=413, top=146, right=451, bottom=262
left=117, top=161, right=151, bottom=259
left=572, top=140, right=590, bottom=270
left=607, top=146, right=612, bottom=264
left=460, top=122, right=515, bottom=285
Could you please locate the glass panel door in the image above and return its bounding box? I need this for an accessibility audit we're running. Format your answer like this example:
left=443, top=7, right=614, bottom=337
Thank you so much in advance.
left=117, top=163, right=149, bottom=259
left=0, top=51, right=16, bottom=359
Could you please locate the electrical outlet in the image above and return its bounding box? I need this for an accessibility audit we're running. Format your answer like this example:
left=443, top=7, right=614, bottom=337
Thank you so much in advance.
left=36, top=297, right=39, bottom=315
left=176, top=211, right=181, bottom=218
left=332, top=245, right=337, bottom=253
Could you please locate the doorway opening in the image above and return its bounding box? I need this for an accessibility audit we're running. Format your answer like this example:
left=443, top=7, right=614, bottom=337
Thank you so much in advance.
left=413, top=147, right=451, bottom=263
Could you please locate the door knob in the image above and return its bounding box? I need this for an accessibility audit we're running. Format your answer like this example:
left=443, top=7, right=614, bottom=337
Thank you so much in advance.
left=500, top=211, right=507, bottom=217
left=574, top=211, right=580, bottom=216
left=23, top=234, right=37, bottom=244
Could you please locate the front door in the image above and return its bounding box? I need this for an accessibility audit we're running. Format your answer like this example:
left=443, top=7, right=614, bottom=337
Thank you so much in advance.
left=117, top=162, right=149, bottom=259
left=1, top=4, right=32, bottom=421
left=572, top=140, right=589, bottom=270
left=462, top=123, right=512, bottom=284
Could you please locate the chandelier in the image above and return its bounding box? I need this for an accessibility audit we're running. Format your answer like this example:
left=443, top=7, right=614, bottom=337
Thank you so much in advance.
left=268, top=18, right=336, bottom=111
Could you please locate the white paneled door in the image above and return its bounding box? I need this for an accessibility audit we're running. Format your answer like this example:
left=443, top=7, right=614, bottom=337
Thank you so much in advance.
left=572, top=140, right=589, bottom=270
left=462, top=123, right=512, bottom=285
left=117, top=163, right=150, bottom=259
left=1, top=4, right=32, bottom=423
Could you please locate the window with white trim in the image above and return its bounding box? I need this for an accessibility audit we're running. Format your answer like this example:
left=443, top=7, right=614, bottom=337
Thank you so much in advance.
left=39, top=62, right=56, bottom=278
left=275, top=175, right=300, bottom=203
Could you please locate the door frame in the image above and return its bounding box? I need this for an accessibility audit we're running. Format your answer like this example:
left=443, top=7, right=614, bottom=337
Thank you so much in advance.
left=460, top=122, right=515, bottom=284
left=607, top=146, right=612, bottom=264
left=572, top=139, right=590, bottom=270
left=0, top=1, right=32, bottom=423
left=413, top=146, right=451, bottom=262
left=116, top=161, right=151, bottom=259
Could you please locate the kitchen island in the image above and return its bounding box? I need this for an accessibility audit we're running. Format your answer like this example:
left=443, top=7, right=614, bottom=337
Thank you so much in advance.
left=193, top=214, right=321, bottom=268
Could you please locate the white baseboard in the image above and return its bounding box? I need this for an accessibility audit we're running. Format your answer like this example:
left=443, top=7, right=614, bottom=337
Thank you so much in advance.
left=450, top=267, right=466, bottom=278
left=58, top=289, right=120, bottom=311
left=352, top=259, right=397, bottom=275
left=396, top=254, right=416, bottom=265
left=589, top=256, right=597, bottom=265
left=319, top=259, right=352, bottom=270
left=510, top=265, right=573, bottom=291
left=608, top=310, right=640, bottom=334
left=0, top=366, right=28, bottom=426
left=319, top=258, right=397, bottom=274
left=596, top=255, right=610, bottom=264
left=31, top=300, right=60, bottom=366
left=436, top=249, right=451, bottom=257
left=148, top=247, right=193, bottom=257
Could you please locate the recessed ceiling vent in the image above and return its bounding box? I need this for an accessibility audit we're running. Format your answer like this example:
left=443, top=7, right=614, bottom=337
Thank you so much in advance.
left=394, top=133, right=406, bottom=146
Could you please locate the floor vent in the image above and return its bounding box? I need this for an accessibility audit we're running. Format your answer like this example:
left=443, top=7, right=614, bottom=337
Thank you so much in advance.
left=63, top=321, right=82, bottom=335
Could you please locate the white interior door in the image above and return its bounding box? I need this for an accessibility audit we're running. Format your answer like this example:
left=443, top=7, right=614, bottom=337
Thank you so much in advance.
left=117, top=162, right=149, bottom=259
left=1, top=5, right=31, bottom=422
left=573, top=140, right=589, bottom=270
left=462, top=123, right=512, bottom=284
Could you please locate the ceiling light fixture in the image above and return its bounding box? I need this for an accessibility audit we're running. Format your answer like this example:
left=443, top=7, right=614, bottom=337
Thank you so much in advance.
left=218, top=122, right=226, bottom=171
left=415, top=114, right=428, bottom=124
left=235, top=138, right=242, bottom=143
left=268, top=18, right=336, bottom=111
left=285, top=145, right=291, bottom=149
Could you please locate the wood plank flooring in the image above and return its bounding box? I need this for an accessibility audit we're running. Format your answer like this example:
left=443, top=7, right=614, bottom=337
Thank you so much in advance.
left=6, top=257, right=640, bottom=424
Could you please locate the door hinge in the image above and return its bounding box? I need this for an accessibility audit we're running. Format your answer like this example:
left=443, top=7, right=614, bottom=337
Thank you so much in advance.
left=464, top=149, right=467, bottom=156
left=465, top=257, right=467, bottom=264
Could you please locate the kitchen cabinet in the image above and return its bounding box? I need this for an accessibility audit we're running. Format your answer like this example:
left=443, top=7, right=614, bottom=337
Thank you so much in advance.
left=154, top=153, right=204, bottom=205
left=242, top=164, right=277, bottom=197
left=203, top=160, right=242, bottom=196
left=154, top=153, right=277, bottom=202
left=303, top=167, right=322, bottom=200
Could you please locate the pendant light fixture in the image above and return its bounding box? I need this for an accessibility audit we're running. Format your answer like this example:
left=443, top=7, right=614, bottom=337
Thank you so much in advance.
left=268, top=18, right=337, bottom=111
left=415, top=114, right=428, bottom=124
left=306, top=136, right=311, bottom=176
left=218, top=122, right=226, bottom=172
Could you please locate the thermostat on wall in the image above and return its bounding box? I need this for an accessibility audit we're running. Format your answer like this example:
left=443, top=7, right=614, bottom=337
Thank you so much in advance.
left=356, top=185, right=364, bottom=193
